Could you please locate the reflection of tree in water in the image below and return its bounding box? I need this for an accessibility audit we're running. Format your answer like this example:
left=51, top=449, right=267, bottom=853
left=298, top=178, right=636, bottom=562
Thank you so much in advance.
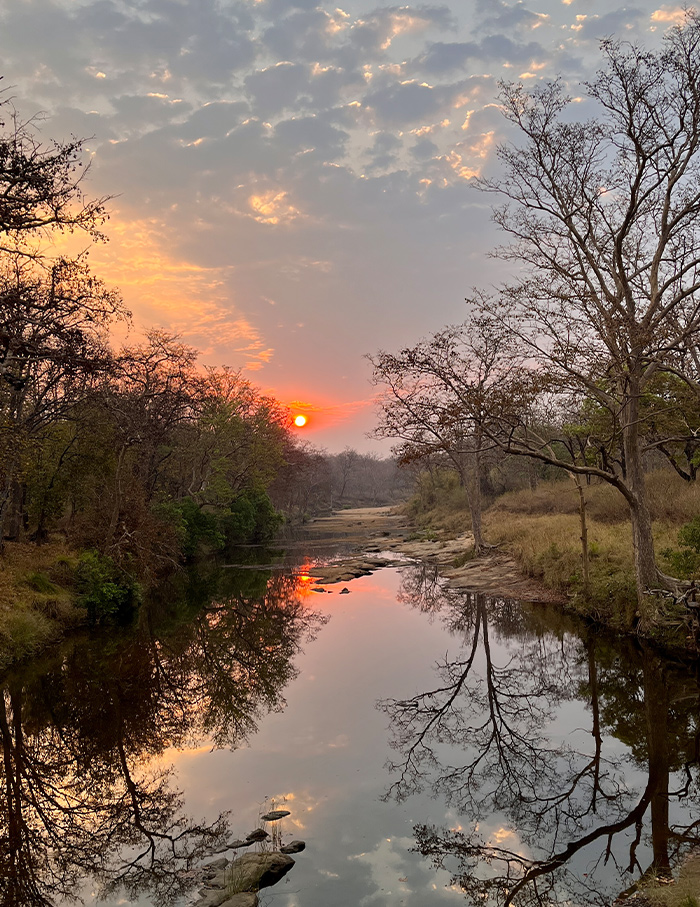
left=0, top=565, right=327, bottom=907
left=383, top=566, right=700, bottom=906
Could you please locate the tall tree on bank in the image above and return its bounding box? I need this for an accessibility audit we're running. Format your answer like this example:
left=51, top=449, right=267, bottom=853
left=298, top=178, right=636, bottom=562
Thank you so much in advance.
left=0, top=258, right=124, bottom=545
left=476, top=12, right=700, bottom=608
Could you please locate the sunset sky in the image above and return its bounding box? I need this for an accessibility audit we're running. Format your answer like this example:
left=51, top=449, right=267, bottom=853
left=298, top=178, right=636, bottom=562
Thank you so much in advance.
left=0, top=0, right=686, bottom=451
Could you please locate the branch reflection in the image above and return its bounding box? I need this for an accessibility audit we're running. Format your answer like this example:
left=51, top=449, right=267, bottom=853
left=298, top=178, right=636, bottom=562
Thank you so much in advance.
left=0, top=561, right=327, bottom=906
left=382, top=565, right=700, bottom=906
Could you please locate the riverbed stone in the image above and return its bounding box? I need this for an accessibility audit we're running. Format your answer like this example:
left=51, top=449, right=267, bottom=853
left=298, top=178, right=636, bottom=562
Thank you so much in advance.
left=260, top=809, right=291, bottom=821
left=196, top=888, right=232, bottom=907
left=227, top=852, right=295, bottom=890
left=280, top=840, right=305, bottom=854
left=219, top=895, right=258, bottom=907
left=245, top=828, right=269, bottom=842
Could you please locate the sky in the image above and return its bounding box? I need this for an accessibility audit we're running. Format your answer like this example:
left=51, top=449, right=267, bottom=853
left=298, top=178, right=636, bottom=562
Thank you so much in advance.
left=0, top=0, right=688, bottom=451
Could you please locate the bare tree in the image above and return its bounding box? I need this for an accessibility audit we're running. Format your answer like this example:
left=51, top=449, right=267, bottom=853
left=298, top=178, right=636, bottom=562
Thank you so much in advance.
left=0, top=95, right=108, bottom=256
left=369, top=316, right=531, bottom=555
left=475, top=12, right=700, bottom=610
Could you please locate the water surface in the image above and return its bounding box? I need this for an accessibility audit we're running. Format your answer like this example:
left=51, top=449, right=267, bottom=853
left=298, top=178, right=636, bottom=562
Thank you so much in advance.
left=1, top=549, right=699, bottom=907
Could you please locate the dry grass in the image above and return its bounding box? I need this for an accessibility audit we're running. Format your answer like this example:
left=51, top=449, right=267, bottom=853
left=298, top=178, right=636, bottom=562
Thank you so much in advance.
left=635, top=853, right=700, bottom=907
left=489, top=470, right=700, bottom=526
left=404, top=471, right=473, bottom=536
left=484, top=476, right=698, bottom=626
left=0, top=541, right=81, bottom=668
left=408, top=469, right=700, bottom=631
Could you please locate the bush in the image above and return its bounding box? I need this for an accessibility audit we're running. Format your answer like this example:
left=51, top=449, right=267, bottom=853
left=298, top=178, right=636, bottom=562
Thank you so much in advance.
left=222, top=489, right=283, bottom=545
left=158, top=498, right=226, bottom=557
left=156, top=490, right=283, bottom=558
left=661, top=516, right=700, bottom=579
left=75, top=550, right=140, bottom=624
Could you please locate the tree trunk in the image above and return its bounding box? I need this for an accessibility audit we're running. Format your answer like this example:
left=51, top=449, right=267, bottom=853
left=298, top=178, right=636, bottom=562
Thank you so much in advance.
left=643, top=654, right=671, bottom=879
left=622, top=383, right=659, bottom=620
left=457, top=445, right=484, bottom=556
left=105, top=443, right=128, bottom=550
left=0, top=453, right=19, bottom=550
left=469, top=468, right=483, bottom=555
left=574, top=476, right=590, bottom=597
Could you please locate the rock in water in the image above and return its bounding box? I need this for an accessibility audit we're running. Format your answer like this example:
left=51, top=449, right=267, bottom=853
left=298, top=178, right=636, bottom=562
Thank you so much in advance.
left=260, top=809, right=291, bottom=821
left=245, top=828, right=269, bottom=842
left=280, top=840, right=306, bottom=854
left=339, top=587, right=350, bottom=594
left=196, top=889, right=233, bottom=907
left=228, top=852, right=295, bottom=891
left=220, top=895, right=258, bottom=907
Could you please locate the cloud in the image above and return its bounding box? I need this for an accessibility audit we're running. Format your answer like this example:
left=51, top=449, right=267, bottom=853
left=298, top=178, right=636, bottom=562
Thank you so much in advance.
left=572, top=7, right=647, bottom=38
left=363, top=79, right=468, bottom=127
left=650, top=5, right=689, bottom=26
left=408, top=36, right=547, bottom=74
left=348, top=6, right=456, bottom=56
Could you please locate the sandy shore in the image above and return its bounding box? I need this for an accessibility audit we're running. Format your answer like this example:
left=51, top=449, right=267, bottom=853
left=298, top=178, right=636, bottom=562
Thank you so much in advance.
left=294, top=506, right=564, bottom=603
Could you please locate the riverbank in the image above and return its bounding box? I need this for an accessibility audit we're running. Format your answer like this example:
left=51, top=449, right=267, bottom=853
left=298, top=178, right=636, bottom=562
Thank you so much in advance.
left=292, top=506, right=563, bottom=603
left=297, top=493, right=700, bottom=656
left=0, top=541, right=85, bottom=669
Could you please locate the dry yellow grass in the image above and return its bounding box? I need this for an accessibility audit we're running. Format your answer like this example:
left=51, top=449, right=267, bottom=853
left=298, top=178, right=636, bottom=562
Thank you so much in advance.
left=410, top=469, right=700, bottom=630
left=489, top=470, right=700, bottom=525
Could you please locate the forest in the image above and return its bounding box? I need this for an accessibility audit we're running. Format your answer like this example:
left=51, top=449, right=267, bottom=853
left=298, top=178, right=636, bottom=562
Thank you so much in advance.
left=0, top=97, right=404, bottom=644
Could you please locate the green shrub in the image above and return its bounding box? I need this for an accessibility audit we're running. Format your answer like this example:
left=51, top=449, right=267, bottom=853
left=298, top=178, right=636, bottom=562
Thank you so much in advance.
left=661, top=516, right=700, bottom=579
left=222, top=489, right=283, bottom=545
left=22, top=571, right=59, bottom=594
left=75, top=551, right=140, bottom=624
left=156, top=491, right=282, bottom=556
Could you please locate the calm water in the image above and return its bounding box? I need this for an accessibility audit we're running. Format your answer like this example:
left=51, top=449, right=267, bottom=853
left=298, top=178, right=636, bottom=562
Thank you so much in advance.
left=2, top=546, right=700, bottom=907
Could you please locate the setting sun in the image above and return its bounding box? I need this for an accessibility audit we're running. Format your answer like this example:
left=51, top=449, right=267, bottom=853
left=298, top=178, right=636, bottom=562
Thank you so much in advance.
left=294, top=414, right=307, bottom=427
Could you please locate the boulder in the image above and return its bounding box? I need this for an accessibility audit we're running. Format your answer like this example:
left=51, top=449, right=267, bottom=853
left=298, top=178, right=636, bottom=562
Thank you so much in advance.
left=280, top=840, right=306, bottom=854
left=339, top=587, right=350, bottom=594
left=219, top=895, right=258, bottom=907
left=227, top=852, right=295, bottom=891
left=260, top=809, right=291, bottom=821
left=196, top=888, right=232, bottom=907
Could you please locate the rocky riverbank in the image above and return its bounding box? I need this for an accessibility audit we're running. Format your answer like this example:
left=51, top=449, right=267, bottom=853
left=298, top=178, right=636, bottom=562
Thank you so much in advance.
left=292, top=506, right=563, bottom=603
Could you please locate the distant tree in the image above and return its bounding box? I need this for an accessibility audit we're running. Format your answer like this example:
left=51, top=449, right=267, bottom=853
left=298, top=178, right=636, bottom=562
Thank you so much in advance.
left=474, top=12, right=700, bottom=608
left=369, top=316, right=530, bottom=555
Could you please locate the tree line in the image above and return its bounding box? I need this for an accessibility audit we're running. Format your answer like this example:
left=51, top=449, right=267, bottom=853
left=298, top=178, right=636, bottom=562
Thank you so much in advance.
left=0, top=92, right=401, bottom=587
left=370, top=12, right=700, bottom=627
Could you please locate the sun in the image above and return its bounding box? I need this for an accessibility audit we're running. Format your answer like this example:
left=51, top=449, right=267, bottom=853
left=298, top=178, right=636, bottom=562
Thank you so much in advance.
left=294, top=414, right=307, bottom=427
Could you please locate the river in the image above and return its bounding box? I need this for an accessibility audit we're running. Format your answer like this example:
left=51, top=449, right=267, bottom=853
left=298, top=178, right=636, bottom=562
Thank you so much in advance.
left=1, top=529, right=699, bottom=907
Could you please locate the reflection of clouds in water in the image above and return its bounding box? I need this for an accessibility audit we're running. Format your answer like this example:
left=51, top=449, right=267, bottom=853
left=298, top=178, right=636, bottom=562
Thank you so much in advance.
left=350, top=835, right=461, bottom=905
left=351, top=836, right=414, bottom=905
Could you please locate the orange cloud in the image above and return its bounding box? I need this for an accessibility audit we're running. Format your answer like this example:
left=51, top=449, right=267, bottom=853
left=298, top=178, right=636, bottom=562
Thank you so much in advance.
left=277, top=397, right=377, bottom=430
left=248, top=190, right=302, bottom=225
left=55, top=213, right=272, bottom=371
left=651, top=6, right=688, bottom=25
